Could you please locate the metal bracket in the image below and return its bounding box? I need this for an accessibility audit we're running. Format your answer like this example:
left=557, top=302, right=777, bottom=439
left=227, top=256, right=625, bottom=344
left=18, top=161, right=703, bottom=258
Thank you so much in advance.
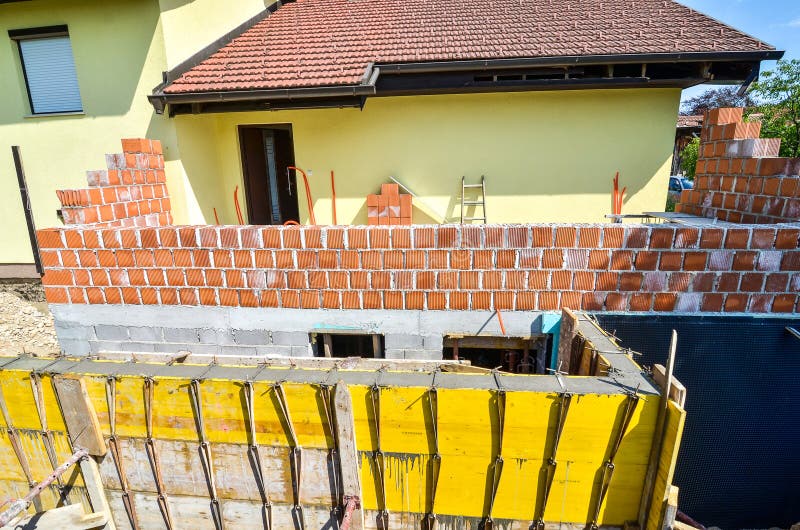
left=189, top=379, right=225, bottom=530
left=532, top=392, right=572, bottom=529
left=483, top=387, right=506, bottom=530
left=143, top=377, right=174, bottom=530
left=273, top=382, right=305, bottom=530
left=370, top=384, right=389, bottom=529
left=105, top=376, right=139, bottom=530
left=424, top=386, right=441, bottom=530
left=589, top=391, right=640, bottom=529
left=29, top=373, right=68, bottom=502
left=243, top=380, right=272, bottom=530
left=319, top=384, right=342, bottom=521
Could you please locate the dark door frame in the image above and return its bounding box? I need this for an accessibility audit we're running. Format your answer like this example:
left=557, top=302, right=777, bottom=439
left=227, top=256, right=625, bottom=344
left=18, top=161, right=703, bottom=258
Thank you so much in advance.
left=237, top=123, right=298, bottom=225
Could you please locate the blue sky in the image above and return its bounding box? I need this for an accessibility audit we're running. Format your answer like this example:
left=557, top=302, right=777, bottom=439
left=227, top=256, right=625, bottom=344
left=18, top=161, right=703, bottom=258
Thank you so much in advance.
left=678, top=0, right=799, bottom=102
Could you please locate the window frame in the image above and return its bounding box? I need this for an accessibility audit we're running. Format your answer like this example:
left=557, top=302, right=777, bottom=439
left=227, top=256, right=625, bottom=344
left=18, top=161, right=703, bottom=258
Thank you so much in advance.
left=9, top=25, right=83, bottom=116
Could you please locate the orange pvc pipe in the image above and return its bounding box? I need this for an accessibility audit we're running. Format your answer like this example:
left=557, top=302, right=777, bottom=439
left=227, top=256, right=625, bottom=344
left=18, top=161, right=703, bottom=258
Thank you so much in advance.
left=213, top=207, right=220, bottom=225
left=234, top=186, right=244, bottom=224
left=288, top=166, right=316, bottom=225
left=330, top=170, right=338, bottom=225
left=496, top=309, right=507, bottom=336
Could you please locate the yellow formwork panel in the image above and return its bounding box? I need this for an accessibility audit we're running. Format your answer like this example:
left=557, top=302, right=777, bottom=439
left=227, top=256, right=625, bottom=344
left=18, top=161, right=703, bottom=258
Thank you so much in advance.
left=646, top=401, right=686, bottom=530
left=0, top=361, right=665, bottom=527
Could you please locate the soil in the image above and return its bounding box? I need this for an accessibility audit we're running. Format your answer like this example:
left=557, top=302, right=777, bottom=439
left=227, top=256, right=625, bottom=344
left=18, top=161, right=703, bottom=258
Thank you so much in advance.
left=0, top=286, right=60, bottom=357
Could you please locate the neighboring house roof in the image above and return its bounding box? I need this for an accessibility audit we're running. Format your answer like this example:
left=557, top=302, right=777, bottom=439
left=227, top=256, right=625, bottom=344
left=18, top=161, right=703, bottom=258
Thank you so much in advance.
left=151, top=0, right=782, bottom=114
left=677, top=115, right=704, bottom=129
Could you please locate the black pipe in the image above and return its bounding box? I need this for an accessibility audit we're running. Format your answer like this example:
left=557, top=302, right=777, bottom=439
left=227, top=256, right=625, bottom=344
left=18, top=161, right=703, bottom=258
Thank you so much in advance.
left=11, top=146, right=43, bottom=276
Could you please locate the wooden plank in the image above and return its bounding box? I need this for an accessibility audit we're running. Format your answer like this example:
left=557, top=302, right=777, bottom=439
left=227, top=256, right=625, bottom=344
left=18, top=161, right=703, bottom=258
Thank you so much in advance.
left=12, top=503, right=108, bottom=530
left=372, top=335, right=383, bottom=358
left=652, top=364, right=687, bottom=408
left=558, top=308, right=579, bottom=373
left=52, top=376, right=106, bottom=456
left=661, top=485, right=679, bottom=530
left=323, top=334, right=334, bottom=358
left=80, top=456, right=115, bottom=530
left=443, top=336, right=538, bottom=349
left=333, top=381, right=363, bottom=530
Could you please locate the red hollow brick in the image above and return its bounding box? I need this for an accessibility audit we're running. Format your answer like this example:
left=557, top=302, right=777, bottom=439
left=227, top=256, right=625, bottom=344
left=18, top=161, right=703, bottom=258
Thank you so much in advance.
left=178, top=289, right=200, bottom=305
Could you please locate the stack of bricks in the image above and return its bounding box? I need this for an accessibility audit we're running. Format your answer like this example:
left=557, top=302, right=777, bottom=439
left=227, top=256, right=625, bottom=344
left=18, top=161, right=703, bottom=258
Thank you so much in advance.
left=38, top=222, right=800, bottom=313
left=676, top=107, right=800, bottom=223
left=56, top=138, right=171, bottom=228
left=367, top=183, right=412, bottom=225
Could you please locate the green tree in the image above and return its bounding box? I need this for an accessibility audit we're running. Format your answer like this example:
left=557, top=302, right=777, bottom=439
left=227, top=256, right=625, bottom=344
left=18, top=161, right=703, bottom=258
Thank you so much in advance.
left=680, top=86, right=755, bottom=116
left=751, top=59, right=800, bottom=158
left=680, top=138, right=700, bottom=179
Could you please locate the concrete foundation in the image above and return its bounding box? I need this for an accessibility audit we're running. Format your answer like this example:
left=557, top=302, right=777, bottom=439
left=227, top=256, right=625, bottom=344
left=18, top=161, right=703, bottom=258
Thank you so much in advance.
left=49, top=304, right=550, bottom=359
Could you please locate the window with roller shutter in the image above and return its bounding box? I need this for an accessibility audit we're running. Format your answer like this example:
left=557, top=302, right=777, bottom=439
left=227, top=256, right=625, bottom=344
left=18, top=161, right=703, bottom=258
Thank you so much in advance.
left=9, top=25, right=83, bottom=115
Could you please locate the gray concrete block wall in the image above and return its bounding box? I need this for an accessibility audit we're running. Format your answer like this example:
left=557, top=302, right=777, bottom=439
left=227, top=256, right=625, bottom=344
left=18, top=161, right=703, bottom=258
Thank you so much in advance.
left=50, top=304, right=548, bottom=360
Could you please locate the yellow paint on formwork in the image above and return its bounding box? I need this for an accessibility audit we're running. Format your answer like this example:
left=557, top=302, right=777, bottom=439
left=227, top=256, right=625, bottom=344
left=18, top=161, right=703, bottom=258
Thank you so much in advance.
left=0, top=359, right=673, bottom=528
left=646, top=401, right=687, bottom=530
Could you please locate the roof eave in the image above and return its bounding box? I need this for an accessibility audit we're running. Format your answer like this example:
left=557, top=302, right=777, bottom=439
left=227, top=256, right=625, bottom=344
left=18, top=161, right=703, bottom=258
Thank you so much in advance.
left=149, top=50, right=784, bottom=115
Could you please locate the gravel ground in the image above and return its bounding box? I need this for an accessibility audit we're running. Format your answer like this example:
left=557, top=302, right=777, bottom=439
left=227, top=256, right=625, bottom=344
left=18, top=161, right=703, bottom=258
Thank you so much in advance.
left=0, top=290, right=60, bottom=356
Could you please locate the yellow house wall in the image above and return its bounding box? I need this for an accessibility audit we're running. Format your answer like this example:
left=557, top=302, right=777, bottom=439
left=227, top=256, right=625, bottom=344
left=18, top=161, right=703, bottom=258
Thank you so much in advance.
left=175, top=88, right=680, bottom=225
left=157, top=0, right=268, bottom=69
left=0, top=0, right=271, bottom=264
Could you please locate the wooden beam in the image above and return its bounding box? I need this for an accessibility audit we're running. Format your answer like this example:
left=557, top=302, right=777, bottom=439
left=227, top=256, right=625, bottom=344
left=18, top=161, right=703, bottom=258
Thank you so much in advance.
left=79, top=456, right=116, bottom=530
left=652, top=364, right=687, bottom=408
left=11, top=503, right=108, bottom=530
left=52, top=376, right=106, bottom=456
left=558, top=308, right=579, bottom=372
left=443, top=336, right=538, bottom=349
left=323, top=334, right=334, bottom=358
left=334, top=382, right=363, bottom=530
left=372, top=335, right=383, bottom=358
left=661, top=485, right=679, bottom=530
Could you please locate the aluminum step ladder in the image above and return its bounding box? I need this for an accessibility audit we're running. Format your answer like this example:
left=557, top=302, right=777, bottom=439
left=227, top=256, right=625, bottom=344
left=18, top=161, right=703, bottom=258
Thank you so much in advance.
left=460, top=175, right=487, bottom=223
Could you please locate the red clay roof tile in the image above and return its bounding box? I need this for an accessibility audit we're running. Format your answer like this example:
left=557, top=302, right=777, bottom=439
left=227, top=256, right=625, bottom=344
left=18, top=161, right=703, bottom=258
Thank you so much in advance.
left=164, top=0, right=775, bottom=94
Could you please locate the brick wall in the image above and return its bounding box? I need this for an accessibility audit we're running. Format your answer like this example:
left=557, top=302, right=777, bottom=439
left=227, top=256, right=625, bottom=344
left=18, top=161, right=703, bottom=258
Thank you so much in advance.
left=676, top=107, right=800, bottom=223
left=38, top=222, right=799, bottom=313
left=56, top=139, right=172, bottom=227
left=37, top=137, right=799, bottom=315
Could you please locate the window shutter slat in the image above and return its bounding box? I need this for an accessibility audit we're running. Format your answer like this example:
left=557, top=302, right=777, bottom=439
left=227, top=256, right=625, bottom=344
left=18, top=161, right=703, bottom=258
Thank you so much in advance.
left=20, top=36, right=82, bottom=114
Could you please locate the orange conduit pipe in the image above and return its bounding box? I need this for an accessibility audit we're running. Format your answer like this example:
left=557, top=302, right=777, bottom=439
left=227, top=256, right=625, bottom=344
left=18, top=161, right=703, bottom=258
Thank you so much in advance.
left=233, top=186, right=244, bottom=224
left=288, top=166, right=316, bottom=225
left=213, top=207, right=220, bottom=225
left=330, top=170, right=338, bottom=225
left=496, top=309, right=507, bottom=336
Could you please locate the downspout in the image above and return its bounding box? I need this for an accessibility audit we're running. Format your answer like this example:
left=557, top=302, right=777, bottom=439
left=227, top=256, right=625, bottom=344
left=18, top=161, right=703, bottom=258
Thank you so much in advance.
left=11, top=146, right=42, bottom=276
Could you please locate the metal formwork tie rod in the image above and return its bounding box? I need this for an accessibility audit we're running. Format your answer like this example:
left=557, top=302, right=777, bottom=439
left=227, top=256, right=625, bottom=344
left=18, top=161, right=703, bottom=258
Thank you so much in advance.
left=29, top=373, right=68, bottom=501
left=370, top=384, right=389, bottom=529
left=424, top=384, right=441, bottom=530
left=0, top=448, right=89, bottom=527
left=190, top=379, right=225, bottom=530
left=243, top=380, right=272, bottom=530
left=273, top=382, right=305, bottom=530
left=319, top=384, right=342, bottom=520
left=589, top=391, right=640, bottom=529
left=533, top=392, right=572, bottom=529
left=106, top=376, right=140, bottom=530
left=143, top=377, right=175, bottom=530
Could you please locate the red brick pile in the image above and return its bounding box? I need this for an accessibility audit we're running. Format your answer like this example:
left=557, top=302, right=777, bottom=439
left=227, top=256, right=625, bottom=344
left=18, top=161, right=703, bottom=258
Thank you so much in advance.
left=55, top=139, right=171, bottom=227
left=676, top=108, right=800, bottom=223
left=367, top=183, right=412, bottom=225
